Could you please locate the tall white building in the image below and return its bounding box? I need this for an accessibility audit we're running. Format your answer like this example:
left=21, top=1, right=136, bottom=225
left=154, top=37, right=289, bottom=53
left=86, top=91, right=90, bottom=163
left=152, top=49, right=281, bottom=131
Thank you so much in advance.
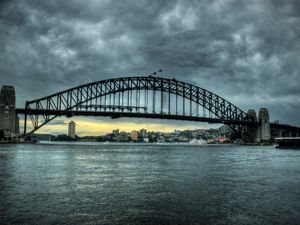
left=68, top=121, right=76, bottom=139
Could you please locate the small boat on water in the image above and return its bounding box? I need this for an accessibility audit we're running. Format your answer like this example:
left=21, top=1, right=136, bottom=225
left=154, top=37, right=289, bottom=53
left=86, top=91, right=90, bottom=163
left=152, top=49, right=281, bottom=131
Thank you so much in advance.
left=189, top=138, right=207, bottom=145
left=275, top=137, right=300, bottom=149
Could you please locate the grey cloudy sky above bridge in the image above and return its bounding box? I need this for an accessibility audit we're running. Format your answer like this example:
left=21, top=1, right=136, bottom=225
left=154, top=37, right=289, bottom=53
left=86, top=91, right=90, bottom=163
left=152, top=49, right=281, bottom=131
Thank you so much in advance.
left=1, top=0, right=300, bottom=130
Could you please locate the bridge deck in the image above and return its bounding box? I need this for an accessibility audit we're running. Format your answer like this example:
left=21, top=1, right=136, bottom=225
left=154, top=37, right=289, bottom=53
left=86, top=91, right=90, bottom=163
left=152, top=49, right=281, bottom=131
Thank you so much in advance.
left=15, top=108, right=257, bottom=126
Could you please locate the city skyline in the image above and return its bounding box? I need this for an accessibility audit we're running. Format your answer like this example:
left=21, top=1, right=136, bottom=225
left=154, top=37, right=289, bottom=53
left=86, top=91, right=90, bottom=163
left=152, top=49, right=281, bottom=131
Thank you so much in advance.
left=38, top=117, right=220, bottom=136
left=32, top=124, right=233, bottom=144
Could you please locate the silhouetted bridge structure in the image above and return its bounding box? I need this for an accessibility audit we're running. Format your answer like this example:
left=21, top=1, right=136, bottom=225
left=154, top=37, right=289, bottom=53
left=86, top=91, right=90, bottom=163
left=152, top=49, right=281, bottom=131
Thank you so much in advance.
left=15, top=76, right=300, bottom=142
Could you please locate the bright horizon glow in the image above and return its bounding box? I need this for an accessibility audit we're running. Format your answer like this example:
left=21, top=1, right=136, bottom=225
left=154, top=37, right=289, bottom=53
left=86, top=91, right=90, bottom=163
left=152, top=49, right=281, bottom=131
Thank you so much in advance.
left=19, top=117, right=220, bottom=136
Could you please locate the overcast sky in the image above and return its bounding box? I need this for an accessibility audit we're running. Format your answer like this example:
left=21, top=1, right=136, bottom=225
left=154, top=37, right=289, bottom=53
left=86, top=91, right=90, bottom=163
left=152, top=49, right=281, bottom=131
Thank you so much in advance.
left=1, top=0, right=300, bottom=132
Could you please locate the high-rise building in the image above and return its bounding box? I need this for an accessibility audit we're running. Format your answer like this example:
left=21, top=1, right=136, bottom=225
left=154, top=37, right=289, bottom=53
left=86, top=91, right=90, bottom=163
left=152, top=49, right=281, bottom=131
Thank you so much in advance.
left=174, top=130, right=181, bottom=135
left=139, top=128, right=147, bottom=138
left=0, top=86, right=16, bottom=138
left=113, top=129, right=119, bottom=135
left=130, top=130, right=138, bottom=141
left=68, top=121, right=76, bottom=139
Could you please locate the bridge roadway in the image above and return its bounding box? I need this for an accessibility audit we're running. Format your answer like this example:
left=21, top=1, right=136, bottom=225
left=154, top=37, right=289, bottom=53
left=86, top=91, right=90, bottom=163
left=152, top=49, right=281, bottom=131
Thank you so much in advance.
left=16, top=108, right=256, bottom=125
left=15, top=108, right=300, bottom=133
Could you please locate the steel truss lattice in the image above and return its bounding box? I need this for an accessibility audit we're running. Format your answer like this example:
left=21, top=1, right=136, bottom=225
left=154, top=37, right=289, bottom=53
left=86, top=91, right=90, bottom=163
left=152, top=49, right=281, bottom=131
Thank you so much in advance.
left=23, top=76, right=257, bottom=140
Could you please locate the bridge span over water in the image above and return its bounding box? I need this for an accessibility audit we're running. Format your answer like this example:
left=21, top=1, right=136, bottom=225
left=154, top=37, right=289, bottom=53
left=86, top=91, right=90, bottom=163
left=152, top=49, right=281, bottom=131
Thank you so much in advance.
left=1, top=75, right=300, bottom=142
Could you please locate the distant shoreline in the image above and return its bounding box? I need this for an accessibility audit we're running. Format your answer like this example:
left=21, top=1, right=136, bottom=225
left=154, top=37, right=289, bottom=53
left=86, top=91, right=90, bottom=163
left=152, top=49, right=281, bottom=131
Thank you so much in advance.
left=0, top=140, right=37, bottom=144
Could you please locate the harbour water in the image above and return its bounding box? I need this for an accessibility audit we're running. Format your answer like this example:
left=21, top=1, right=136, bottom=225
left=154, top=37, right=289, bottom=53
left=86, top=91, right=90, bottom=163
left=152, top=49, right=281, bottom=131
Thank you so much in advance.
left=0, top=143, right=300, bottom=225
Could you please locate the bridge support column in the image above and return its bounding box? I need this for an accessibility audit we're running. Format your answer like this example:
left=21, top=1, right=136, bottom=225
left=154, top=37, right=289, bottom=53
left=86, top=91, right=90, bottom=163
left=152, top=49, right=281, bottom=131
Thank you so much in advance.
left=0, top=86, right=16, bottom=139
left=246, top=109, right=258, bottom=143
left=24, top=111, right=27, bottom=137
left=23, top=101, right=29, bottom=137
left=258, top=108, right=271, bottom=142
left=15, top=114, right=20, bottom=135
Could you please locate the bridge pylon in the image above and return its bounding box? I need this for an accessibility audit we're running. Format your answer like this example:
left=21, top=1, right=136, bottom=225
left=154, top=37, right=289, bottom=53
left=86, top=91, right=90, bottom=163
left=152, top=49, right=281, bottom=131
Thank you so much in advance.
left=0, top=85, right=19, bottom=139
left=245, top=109, right=258, bottom=143
left=258, top=108, right=271, bottom=141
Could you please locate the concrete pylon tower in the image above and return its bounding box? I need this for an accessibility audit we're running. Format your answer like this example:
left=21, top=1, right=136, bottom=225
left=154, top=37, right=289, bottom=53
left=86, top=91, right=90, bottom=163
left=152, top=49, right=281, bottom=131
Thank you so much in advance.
left=258, top=108, right=271, bottom=141
left=0, top=86, right=16, bottom=138
left=247, top=109, right=258, bottom=142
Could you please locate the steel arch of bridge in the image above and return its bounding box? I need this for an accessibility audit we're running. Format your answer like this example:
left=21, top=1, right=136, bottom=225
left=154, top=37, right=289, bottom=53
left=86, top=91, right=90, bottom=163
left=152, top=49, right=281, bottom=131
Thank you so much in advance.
left=23, top=76, right=256, bottom=138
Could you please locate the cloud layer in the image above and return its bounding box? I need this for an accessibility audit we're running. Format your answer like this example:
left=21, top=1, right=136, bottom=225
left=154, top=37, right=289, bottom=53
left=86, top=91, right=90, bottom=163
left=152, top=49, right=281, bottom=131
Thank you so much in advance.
left=1, top=0, right=300, bottom=128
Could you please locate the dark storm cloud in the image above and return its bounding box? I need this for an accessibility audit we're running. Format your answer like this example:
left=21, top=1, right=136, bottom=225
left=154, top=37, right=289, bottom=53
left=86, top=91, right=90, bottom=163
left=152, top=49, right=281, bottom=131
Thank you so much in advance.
left=0, top=0, right=300, bottom=125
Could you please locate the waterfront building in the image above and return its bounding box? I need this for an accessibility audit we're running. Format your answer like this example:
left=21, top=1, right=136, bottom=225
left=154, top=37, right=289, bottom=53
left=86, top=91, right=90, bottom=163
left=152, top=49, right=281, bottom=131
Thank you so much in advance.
left=217, top=136, right=230, bottom=143
left=68, top=121, right=76, bottom=139
left=143, top=137, right=149, bottom=143
left=113, top=129, right=119, bottom=135
left=157, top=135, right=165, bottom=143
left=130, top=130, right=138, bottom=141
left=206, top=138, right=216, bottom=144
left=139, top=128, right=147, bottom=138
left=174, top=130, right=180, bottom=135
left=115, top=132, right=129, bottom=142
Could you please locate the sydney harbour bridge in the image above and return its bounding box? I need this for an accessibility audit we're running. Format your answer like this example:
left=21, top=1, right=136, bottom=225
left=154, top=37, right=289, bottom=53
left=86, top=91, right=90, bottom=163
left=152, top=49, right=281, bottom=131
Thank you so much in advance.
left=1, top=75, right=300, bottom=142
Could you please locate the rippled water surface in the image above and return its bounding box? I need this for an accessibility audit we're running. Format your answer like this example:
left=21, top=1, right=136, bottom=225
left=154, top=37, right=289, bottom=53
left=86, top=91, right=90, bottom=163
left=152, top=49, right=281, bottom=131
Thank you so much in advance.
left=0, top=143, right=300, bottom=225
